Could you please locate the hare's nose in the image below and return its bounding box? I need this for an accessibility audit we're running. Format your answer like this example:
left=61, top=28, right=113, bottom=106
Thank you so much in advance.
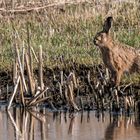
left=93, top=38, right=97, bottom=45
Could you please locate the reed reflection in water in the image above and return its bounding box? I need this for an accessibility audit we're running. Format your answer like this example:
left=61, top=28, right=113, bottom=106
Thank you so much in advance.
left=0, top=107, right=140, bottom=140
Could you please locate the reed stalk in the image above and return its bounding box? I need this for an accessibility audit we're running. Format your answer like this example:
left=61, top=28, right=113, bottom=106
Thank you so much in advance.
left=25, top=53, right=35, bottom=95
left=28, top=87, right=48, bottom=106
left=15, top=45, right=28, bottom=93
left=7, top=76, right=20, bottom=110
left=39, top=45, right=44, bottom=91
left=27, top=22, right=33, bottom=76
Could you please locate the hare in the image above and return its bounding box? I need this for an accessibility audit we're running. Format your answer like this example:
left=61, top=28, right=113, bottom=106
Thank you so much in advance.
left=93, top=16, right=140, bottom=86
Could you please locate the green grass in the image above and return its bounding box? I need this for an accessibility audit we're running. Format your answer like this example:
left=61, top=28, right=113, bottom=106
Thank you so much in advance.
left=1, top=0, right=140, bottom=73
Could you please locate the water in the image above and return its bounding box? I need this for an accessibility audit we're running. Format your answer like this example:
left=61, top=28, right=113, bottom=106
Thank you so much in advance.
left=0, top=106, right=140, bottom=140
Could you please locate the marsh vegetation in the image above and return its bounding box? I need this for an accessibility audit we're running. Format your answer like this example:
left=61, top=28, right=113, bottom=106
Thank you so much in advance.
left=0, top=0, right=140, bottom=112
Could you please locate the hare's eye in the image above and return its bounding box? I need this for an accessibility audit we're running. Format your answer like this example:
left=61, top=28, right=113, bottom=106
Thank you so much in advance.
left=100, top=34, right=104, bottom=38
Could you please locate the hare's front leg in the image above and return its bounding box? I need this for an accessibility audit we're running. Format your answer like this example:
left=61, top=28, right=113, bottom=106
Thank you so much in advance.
left=111, top=70, right=122, bottom=86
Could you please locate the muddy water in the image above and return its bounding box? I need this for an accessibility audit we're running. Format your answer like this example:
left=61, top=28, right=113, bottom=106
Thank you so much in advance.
left=0, top=106, right=140, bottom=140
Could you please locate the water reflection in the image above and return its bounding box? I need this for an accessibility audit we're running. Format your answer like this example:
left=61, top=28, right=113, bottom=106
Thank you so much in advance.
left=0, top=107, right=140, bottom=140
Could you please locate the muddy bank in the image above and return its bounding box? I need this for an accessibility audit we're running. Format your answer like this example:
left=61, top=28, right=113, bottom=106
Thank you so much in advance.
left=0, top=64, right=140, bottom=112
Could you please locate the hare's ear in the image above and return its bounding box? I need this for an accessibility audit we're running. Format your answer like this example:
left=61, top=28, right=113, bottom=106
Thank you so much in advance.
left=103, top=16, right=113, bottom=33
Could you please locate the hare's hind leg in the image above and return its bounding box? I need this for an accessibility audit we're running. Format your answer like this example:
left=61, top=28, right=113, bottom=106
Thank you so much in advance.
left=111, top=70, right=123, bottom=86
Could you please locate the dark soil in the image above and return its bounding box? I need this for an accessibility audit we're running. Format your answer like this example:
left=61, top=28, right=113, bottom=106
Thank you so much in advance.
left=0, top=64, right=140, bottom=112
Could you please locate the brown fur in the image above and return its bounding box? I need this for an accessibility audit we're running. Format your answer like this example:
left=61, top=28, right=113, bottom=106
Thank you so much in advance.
left=93, top=16, right=140, bottom=86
